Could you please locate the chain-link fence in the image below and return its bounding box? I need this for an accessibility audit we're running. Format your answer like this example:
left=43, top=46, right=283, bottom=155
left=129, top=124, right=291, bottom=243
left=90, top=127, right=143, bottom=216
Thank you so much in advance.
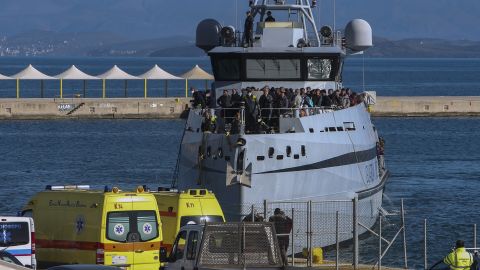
left=239, top=196, right=407, bottom=269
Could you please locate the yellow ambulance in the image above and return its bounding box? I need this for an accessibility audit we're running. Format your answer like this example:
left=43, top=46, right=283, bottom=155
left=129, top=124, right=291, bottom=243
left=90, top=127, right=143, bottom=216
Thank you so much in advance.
left=151, top=188, right=224, bottom=254
left=21, top=185, right=162, bottom=270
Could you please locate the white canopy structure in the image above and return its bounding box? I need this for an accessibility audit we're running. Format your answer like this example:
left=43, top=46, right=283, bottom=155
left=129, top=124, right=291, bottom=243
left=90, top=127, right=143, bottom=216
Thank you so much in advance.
left=54, top=65, right=98, bottom=80
left=179, top=65, right=214, bottom=97
left=138, top=65, right=182, bottom=98
left=11, top=64, right=55, bottom=80
left=54, top=65, right=98, bottom=98
left=97, top=65, right=140, bottom=98
left=11, top=65, right=55, bottom=99
left=0, top=73, right=11, bottom=80
left=97, top=65, right=139, bottom=80
left=179, top=65, right=214, bottom=80
left=138, top=64, right=181, bottom=80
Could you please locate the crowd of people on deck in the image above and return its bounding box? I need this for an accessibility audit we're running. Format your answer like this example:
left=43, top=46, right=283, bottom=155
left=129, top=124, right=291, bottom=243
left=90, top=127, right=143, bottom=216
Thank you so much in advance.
left=192, top=86, right=366, bottom=134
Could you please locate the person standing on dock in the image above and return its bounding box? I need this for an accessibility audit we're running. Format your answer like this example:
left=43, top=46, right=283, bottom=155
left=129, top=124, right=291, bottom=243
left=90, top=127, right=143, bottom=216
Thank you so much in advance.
left=269, top=208, right=292, bottom=265
left=443, top=240, right=473, bottom=270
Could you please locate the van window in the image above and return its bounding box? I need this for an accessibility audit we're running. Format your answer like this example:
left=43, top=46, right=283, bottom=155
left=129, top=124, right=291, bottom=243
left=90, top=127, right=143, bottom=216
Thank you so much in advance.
left=180, top=216, right=224, bottom=227
left=171, top=230, right=187, bottom=261
left=0, top=222, right=30, bottom=246
left=186, top=231, right=199, bottom=260
left=107, top=211, right=159, bottom=243
left=137, top=211, right=159, bottom=242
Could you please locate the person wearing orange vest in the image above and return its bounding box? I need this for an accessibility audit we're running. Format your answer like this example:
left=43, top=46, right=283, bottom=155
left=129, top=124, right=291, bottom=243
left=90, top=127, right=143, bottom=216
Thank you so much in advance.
left=443, top=240, right=474, bottom=270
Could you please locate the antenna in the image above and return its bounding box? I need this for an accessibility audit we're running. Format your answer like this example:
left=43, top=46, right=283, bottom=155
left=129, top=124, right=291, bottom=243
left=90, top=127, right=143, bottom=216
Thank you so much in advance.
left=333, top=0, right=336, bottom=32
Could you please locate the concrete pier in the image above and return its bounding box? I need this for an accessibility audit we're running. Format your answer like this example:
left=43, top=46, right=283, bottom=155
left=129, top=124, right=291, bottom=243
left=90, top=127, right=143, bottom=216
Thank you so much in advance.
left=0, top=96, right=480, bottom=119
left=372, top=96, right=480, bottom=116
left=0, top=98, right=191, bottom=119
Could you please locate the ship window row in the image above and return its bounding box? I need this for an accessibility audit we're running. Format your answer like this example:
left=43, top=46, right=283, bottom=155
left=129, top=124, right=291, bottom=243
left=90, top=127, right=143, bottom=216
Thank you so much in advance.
left=211, top=54, right=340, bottom=81
left=318, top=122, right=356, bottom=133
left=258, top=145, right=306, bottom=161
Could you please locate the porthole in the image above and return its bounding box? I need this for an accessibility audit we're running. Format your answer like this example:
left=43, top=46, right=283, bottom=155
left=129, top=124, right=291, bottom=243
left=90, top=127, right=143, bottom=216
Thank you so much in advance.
left=294, top=154, right=300, bottom=159
left=276, top=155, right=284, bottom=160
left=257, top=156, right=265, bottom=161
left=309, top=128, right=314, bottom=133
left=268, top=147, right=274, bottom=158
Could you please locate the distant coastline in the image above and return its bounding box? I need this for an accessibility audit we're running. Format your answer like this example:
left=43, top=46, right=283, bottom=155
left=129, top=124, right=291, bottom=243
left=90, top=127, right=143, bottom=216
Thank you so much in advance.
left=1, top=31, right=480, bottom=58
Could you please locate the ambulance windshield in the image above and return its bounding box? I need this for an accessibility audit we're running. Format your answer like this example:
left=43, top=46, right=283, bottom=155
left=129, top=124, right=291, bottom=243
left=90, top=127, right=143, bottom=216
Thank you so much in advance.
left=107, top=211, right=159, bottom=243
left=180, top=216, right=224, bottom=227
left=0, top=222, right=29, bottom=247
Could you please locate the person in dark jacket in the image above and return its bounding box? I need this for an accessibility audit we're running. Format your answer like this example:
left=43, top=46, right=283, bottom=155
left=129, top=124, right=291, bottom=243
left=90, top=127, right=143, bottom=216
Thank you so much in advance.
left=217, top=89, right=232, bottom=120
left=244, top=11, right=254, bottom=47
left=320, top=89, right=332, bottom=107
left=269, top=208, right=293, bottom=266
left=244, top=88, right=258, bottom=133
left=231, top=89, right=242, bottom=108
left=259, top=87, right=273, bottom=125
left=265, top=11, right=276, bottom=22
left=192, top=87, right=206, bottom=109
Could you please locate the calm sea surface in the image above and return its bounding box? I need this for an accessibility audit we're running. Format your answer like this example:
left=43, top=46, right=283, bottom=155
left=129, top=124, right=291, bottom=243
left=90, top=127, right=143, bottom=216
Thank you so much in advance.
left=0, top=57, right=479, bottom=268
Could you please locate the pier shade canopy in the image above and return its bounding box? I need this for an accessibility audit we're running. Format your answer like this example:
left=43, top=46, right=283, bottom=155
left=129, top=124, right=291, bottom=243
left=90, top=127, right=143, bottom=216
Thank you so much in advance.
left=97, top=65, right=140, bottom=80
left=180, top=65, right=214, bottom=80
left=138, top=64, right=182, bottom=80
left=54, top=65, right=98, bottom=80
left=0, top=72, right=12, bottom=80
left=11, top=65, right=55, bottom=80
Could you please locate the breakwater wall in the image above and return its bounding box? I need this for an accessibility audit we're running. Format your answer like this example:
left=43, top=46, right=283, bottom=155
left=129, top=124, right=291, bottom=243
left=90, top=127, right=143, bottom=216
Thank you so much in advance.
left=1, top=96, right=480, bottom=119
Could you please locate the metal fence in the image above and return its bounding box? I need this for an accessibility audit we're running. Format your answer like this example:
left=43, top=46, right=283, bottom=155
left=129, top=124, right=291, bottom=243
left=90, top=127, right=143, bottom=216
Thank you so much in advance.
left=241, top=197, right=408, bottom=269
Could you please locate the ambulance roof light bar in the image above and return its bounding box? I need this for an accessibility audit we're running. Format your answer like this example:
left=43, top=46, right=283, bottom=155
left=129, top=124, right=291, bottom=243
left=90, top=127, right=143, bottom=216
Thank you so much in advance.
left=45, top=185, right=90, bottom=191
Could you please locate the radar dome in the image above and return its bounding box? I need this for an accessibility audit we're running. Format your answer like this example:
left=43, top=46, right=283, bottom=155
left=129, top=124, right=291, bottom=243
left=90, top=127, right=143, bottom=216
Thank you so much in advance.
left=196, top=19, right=222, bottom=52
left=344, top=19, right=372, bottom=52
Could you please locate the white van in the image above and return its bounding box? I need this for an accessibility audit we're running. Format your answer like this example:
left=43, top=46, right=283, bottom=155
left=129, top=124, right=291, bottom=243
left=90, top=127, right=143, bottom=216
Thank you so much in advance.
left=0, top=216, right=36, bottom=269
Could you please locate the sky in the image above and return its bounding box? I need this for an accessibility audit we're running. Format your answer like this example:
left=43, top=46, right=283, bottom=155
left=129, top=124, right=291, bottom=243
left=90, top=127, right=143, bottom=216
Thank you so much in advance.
left=0, top=0, right=478, bottom=41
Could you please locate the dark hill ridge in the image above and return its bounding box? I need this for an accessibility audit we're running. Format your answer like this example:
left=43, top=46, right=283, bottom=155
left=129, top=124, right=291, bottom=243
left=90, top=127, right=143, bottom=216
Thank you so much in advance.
left=1, top=30, right=480, bottom=58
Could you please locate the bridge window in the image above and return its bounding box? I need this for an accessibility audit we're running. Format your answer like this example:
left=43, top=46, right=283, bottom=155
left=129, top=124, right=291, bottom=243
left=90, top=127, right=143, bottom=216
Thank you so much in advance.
left=213, top=58, right=241, bottom=81
left=246, top=58, right=301, bottom=80
left=307, top=57, right=338, bottom=80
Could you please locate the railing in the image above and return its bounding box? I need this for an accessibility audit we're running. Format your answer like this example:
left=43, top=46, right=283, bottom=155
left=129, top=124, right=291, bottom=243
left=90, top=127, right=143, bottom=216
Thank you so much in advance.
left=192, top=105, right=343, bottom=135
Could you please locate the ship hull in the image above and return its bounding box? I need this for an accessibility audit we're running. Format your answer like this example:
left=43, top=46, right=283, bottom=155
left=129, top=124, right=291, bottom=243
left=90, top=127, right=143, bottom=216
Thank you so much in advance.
left=177, top=103, right=386, bottom=247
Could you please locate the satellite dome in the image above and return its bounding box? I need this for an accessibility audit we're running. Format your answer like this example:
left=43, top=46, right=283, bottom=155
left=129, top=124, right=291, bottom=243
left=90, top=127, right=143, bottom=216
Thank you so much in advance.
left=196, top=19, right=222, bottom=52
left=344, top=19, right=373, bottom=52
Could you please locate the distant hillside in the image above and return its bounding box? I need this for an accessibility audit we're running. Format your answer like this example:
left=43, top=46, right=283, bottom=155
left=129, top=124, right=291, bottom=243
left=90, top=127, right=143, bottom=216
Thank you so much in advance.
left=368, top=37, right=480, bottom=58
left=2, top=30, right=480, bottom=58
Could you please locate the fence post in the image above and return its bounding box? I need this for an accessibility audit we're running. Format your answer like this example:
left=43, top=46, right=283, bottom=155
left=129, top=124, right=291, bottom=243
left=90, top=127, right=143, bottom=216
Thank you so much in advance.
left=378, top=213, right=382, bottom=270
left=352, top=196, right=359, bottom=269
left=263, top=200, right=267, bottom=220
left=291, top=208, right=295, bottom=266
left=308, top=200, right=313, bottom=267
left=401, top=199, right=408, bottom=269
left=424, top=219, right=427, bottom=270
left=251, top=205, right=255, bottom=222
left=336, top=211, right=340, bottom=270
